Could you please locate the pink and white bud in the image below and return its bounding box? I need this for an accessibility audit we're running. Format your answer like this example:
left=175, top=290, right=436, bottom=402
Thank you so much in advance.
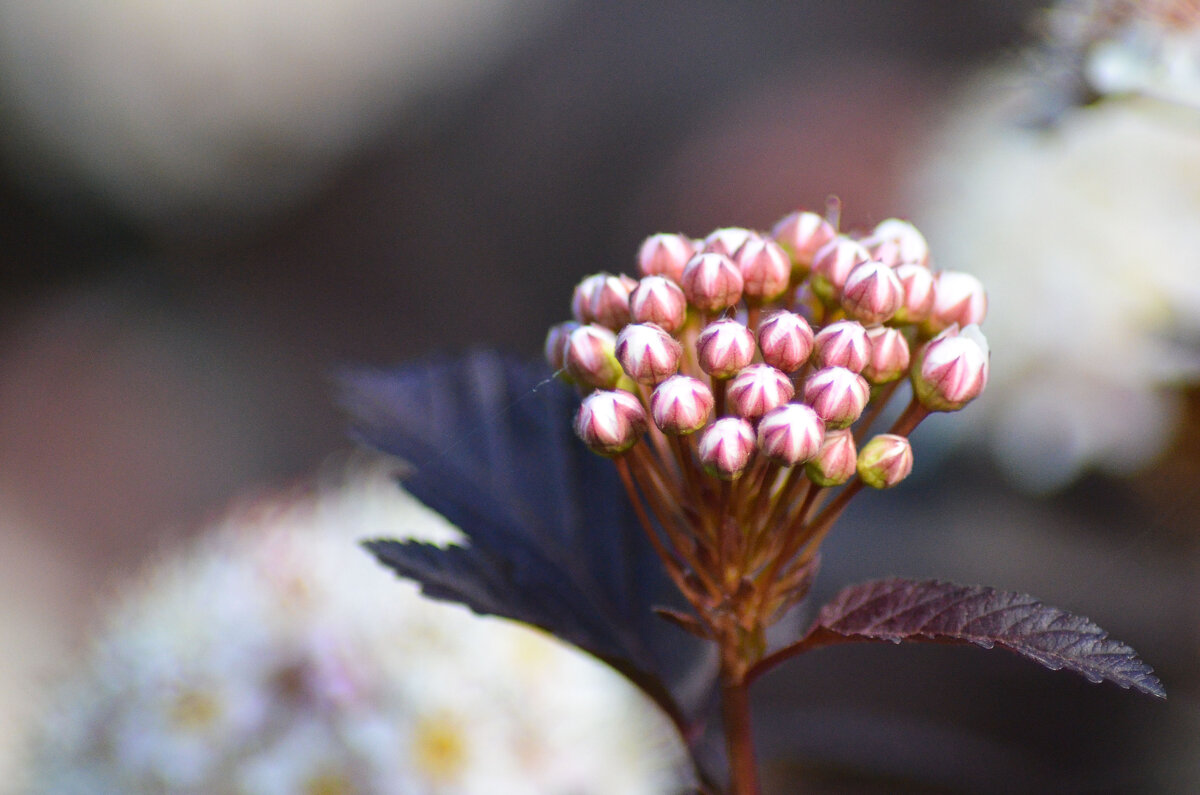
left=732, top=235, right=791, bottom=302
left=571, top=274, right=607, bottom=324
left=810, top=237, right=871, bottom=303
left=563, top=324, right=624, bottom=389
left=812, top=320, right=872, bottom=373
left=615, top=323, right=682, bottom=385
left=841, top=260, right=903, bottom=324
left=698, top=417, right=757, bottom=479
left=544, top=321, right=580, bottom=373
left=573, top=389, right=648, bottom=456
left=805, top=428, right=858, bottom=486
left=757, top=311, right=814, bottom=372
left=862, top=326, right=911, bottom=384
left=856, top=433, right=913, bottom=489
left=592, top=273, right=639, bottom=330
left=637, top=233, right=695, bottom=283
left=701, top=227, right=755, bottom=257
left=927, top=270, right=987, bottom=333
left=629, top=276, right=688, bottom=334
left=771, top=210, right=836, bottom=274
left=757, top=403, right=825, bottom=465
left=680, top=253, right=744, bottom=313
left=650, top=375, right=714, bottom=435
left=912, top=324, right=990, bottom=412
left=695, top=319, right=756, bottom=378
left=803, top=366, right=870, bottom=429
left=862, top=218, right=929, bottom=267
left=891, top=262, right=937, bottom=325
left=726, top=364, right=795, bottom=420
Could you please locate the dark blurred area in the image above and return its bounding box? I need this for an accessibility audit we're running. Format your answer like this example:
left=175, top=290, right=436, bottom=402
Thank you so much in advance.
left=3, top=1, right=1197, bottom=792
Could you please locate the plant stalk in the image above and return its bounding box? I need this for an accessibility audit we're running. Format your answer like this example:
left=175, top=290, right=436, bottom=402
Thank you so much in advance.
left=720, top=669, right=760, bottom=795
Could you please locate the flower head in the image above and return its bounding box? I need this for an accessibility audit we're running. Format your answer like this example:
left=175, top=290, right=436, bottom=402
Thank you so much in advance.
left=757, top=403, right=825, bottom=465
left=726, top=364, right=794, bottom=420
left=698, top=417, right=757, bottom=479
left=651, top=375, right=714, bottom=435
left=615, top=323, right=682, bottom=385
left=912, top=324, right=990, bottom=412
left=857, top=434, right=914, bottom=489
left=629, top=276, right=688, bottom=334
left=803, top=366, right=870, bottom=429
left=680, top=253, right=744, bottom=313
left=757, top=311, right=814, bottom=373
left=574, top=389, right=648, bottom=455
left=771, top=210, right=836, bottom=275
left=637, top=233, right=695, bottom=283
left=695, top=319, right=755, bottom=378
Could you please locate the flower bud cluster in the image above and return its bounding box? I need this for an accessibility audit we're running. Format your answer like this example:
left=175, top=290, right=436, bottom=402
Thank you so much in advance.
left=548, top=207, right=989, bottom=495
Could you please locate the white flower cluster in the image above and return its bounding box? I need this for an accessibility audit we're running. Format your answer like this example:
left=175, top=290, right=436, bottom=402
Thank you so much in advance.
left=909, top=62, right=1200, bottom=491
left=26, top=464, right=689, bottom=794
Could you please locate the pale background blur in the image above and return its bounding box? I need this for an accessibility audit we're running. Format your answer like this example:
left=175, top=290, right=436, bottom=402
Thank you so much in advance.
left=3, top=2, right=1198, bottom=792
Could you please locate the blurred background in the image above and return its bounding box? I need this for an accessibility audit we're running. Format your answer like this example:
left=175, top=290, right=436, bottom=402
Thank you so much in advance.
left=3, top=0, right=1199, bottom=792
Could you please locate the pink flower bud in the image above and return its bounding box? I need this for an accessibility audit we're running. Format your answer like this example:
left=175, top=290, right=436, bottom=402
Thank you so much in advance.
left=563, top=324, right=624, bottom=389
left=732, top=235, right=791, bottom=302
left=812, top=320, right=872, bottom=373
left=805, top=428, right=857, bottom=486
left=891, top=262, right=937, bottom=325
left=695, top=319, right=756, bottom=378
left=698, top=417, right=757, bottom=479
left=771, top=210, right=836, bottom=274
left=810, top=237, right=871, bottom=303
left=726, top=364, right=795, bottom=420
left=856, top=433, right=913, bottom=489
left=803, top=366, right=870, bottom=429
left=757, top=311, right=814, bottom=372
left=841, top=260, right=903, bottom=324
left=615, top=323, right=682, bottom=385
left=862, top=326, right=911, bottom=384
left=680, top=253, right=744, bottom=313
left=573, top=389, right=648, bottom=456
left=701, top=227, right=754, bottom=257
left=571, top=274, right=606, bottom=324
left=757, top=403, right=825, bottom=465
left=862, top=218, right=929, bottom=267
left=912, top=324, right=989, bottom=412
left=544, top=321, right=580, bottom=373
left=927, top=270, right=987, bottom=333
left=650, top=375, right=714, bottom=435
left=629, top=276, right=688, bottom=334
left=637, top=233, right=695, bottom=283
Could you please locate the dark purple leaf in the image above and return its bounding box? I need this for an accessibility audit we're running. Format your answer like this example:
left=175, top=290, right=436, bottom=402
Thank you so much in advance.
left=341, top=353, right=717, bottom=740
left=750, top=578, right=1164, bottom=698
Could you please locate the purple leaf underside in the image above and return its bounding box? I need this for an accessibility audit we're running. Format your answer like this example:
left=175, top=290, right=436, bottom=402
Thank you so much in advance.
left=754, top=578, right=1164, bottom=698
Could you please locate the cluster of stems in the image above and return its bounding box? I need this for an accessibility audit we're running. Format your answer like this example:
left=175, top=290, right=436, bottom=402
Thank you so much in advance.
left=546, top=203, right=989, bottom=794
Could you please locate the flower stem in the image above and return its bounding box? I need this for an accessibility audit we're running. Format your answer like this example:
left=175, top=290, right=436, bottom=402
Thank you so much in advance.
left=721, top=670, right=760, bottom=795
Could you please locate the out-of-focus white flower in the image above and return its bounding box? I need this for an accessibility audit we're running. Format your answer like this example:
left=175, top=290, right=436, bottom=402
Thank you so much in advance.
left=909, top=53, right=1200, bottom=490
left=26, top=462, right=690, bottom=794
left=0, top=0, right=553, bottom=228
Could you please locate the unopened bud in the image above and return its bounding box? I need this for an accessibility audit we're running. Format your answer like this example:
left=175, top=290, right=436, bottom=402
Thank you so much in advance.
left=862, top=218, right=929, bottom=267
left=571, top=274, right=606, bottom=324
left=812, top=320, right=872, bottom=373
left=650, top=375, right=714, bottom=434
left=891, top=262, right=937, bottom=325
left=615, top=323, right=682, bottom=385
left=927, top=271, right=987, bottom=333
left=629, top=276, right=688, bottom=334
left=841, top=260, right=903, bottom=324
left=857, top=434, right=913, bottom=489
left=805, top=428, right=857, bottom=486
left=810, top=237, right=871, bottom=303
left=757, top=311, right=814, bottom=372
left=757, top=403, right=825, bottom=465
left=862, top=326, right=911, bottom=384
left=637, top=233, right=695, bottom=283
left=727, top=364, right=795, bottom=420
left=680, top=253, right=744, bottom=313
left=574, top=389, right=648, bottom=456
left=696, top=319, right=756, bottom=379
left=771, top=210, right=836, bottom=275
left=732, top=235, right=791, bottom=302
left=701, top=227, right=754, bottom=257
left=544, top=321, right=580, bottom=374
left=698, top=417, right=757, bottom=479
left=803, top=366, right=870, bottom=429
left=564, top=324, right=624, bottom=389
left=912, top=324, right=989, bottom=412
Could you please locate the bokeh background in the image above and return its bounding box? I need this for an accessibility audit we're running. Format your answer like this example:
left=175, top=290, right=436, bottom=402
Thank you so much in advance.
left=3, top=1, right=1199, bottom=792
